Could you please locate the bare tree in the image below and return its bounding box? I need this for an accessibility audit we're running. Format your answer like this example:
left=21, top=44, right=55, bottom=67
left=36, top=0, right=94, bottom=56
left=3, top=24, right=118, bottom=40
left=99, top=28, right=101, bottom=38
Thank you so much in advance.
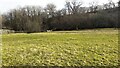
left=45, top=3, right=56, bottom=18
left=103, top=0, right=115, bottom=9
left=60, top=8, right=67, bottom=16
left=89, top=1, right=98, bottom=12
left=65, top=0, right=83, bottom=14
left=108, top=0, right=115, bottom=8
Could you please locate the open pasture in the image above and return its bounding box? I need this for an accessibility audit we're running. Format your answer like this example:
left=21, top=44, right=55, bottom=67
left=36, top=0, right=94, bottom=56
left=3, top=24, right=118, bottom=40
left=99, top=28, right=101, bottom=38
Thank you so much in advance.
left=2, top=29, right=119, bottom=66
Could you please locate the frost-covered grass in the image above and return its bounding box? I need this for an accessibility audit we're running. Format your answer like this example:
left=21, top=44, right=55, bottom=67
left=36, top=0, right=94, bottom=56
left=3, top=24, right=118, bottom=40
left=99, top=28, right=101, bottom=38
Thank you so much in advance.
left=2, top=29, right=118, bottom=66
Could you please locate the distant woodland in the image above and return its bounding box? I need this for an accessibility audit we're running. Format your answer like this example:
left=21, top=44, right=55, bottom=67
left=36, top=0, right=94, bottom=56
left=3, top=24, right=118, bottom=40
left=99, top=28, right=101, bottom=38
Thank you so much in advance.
left=1, top=0, right=120, bottom=33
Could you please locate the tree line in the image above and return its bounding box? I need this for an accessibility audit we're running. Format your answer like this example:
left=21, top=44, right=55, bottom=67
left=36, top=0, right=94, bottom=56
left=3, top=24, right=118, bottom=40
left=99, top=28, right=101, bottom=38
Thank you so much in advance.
left=2, top=0, right=119, bottom=33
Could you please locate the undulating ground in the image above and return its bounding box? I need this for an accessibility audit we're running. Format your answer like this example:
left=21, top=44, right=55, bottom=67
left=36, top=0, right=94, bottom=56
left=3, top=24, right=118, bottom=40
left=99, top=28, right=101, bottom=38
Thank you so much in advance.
left=2, top=28, right=119, bottom=66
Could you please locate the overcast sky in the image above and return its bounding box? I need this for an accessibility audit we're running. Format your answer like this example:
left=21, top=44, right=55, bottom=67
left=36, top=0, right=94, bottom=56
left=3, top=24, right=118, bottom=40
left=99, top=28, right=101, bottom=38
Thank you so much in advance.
left=0, top=0, right=118, bottom=14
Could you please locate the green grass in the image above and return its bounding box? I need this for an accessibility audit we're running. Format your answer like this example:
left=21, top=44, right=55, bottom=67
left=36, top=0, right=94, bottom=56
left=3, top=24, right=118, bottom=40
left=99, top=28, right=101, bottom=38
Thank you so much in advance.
left=2, top=29, right=119, bottom=66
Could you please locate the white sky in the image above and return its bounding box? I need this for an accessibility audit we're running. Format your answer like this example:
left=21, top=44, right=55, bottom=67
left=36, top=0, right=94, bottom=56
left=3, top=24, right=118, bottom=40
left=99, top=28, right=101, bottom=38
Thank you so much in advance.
left=0, top=0, right=118, bottom=14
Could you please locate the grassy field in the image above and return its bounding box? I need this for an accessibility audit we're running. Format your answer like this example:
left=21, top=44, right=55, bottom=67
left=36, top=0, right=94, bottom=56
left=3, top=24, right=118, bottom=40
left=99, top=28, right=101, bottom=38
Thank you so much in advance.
left=2, top=29, right=119, bottom=66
